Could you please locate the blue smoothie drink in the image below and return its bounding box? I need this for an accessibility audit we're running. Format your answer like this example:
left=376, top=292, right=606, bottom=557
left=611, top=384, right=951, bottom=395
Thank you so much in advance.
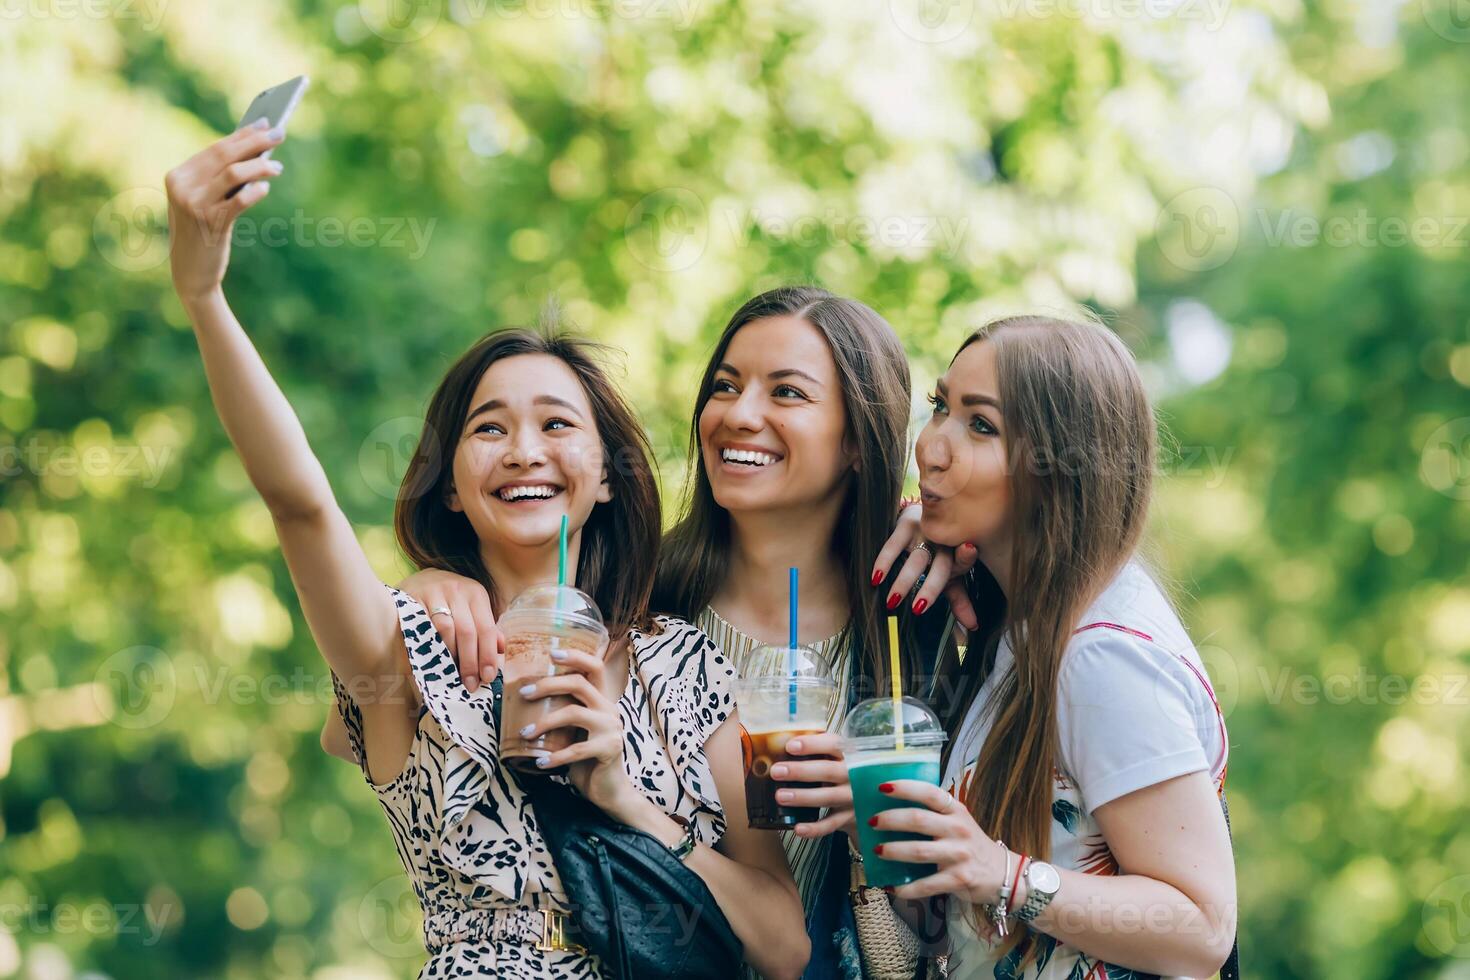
left=848, top=749, right=943, bottom=887
left=841, top=695, right=948, bottom=889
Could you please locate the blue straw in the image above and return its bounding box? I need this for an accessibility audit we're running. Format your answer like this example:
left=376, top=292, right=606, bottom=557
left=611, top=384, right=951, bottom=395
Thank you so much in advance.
left=788, top=567, right=798, bottom=720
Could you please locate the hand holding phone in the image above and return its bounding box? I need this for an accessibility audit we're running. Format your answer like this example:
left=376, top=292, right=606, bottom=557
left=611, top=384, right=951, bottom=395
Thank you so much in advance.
left=163, top=75, right=308, bottom=303
left=226, top=74, right=309, bottom=198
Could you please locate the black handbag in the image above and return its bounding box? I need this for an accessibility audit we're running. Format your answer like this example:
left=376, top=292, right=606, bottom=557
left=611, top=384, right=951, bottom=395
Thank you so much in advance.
left=488, top=677, right=741, bottom=979
left=518, top=773, right=743, bottom=980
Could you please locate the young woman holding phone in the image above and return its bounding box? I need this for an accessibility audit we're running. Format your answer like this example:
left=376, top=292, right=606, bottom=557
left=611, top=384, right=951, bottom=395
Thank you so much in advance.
left=866, top=316, right=1237, bottom=978
left=164, top=124, right=809, bottom=979
left=366, top=286, right=976, bottom=977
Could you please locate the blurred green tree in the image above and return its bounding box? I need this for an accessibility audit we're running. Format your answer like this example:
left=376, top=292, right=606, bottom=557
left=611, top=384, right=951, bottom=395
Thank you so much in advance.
left=0, top=1, right=1462, bottom=977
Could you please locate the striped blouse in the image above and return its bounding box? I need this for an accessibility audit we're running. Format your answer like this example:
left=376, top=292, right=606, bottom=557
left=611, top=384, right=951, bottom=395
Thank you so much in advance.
left=693, top=606, right=854, bottom=935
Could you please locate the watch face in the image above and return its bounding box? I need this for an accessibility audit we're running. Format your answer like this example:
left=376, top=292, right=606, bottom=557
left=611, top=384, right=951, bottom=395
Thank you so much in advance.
left=1029, top=861, right=1061, bottom=895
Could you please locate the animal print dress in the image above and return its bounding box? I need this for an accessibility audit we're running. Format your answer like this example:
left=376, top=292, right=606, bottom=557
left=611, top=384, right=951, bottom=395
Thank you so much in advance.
left=333, top=586, right=738, bottom=979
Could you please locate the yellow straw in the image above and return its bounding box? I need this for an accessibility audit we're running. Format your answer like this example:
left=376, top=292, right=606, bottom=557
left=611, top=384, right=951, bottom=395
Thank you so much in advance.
left=888, top=615, right=904, bottom=750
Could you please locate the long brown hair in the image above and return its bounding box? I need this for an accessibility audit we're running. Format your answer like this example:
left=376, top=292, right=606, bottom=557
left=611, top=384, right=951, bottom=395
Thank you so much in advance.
left=940, top=315, right=1156, bottom=953
left=395, top=323, right=660, bottom=639
left=653, top=286, right=912, bottom=690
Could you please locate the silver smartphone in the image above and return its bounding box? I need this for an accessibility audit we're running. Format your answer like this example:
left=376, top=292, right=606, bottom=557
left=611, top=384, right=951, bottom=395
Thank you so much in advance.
left=228, top=74, right=309, bottom=197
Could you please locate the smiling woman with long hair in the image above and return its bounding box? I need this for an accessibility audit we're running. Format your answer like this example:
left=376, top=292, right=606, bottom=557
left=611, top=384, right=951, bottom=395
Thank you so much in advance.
left=378, top=285, right=942, bottom=978
left=164, top=125, right=809, bottom=979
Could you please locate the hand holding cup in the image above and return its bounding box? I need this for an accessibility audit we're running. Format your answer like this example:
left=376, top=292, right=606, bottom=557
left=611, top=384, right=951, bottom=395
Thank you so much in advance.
left=779, top=732, right=857, bottom=841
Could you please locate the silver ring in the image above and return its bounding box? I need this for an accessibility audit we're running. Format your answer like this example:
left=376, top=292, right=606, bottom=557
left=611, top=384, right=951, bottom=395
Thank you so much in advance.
left=429, top=606, right=453, bottom=619
left=913, top=541, right=931, bottom=556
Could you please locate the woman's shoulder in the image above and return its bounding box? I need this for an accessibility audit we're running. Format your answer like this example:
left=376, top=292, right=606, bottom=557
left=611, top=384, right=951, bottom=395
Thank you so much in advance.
left=632, top=613, right=711, bottom=644
left=1068, top=562, right=1193, bottom=658
left=629, top=616, right=738, bottom=753
left=629, top=615, right=734, bottom=673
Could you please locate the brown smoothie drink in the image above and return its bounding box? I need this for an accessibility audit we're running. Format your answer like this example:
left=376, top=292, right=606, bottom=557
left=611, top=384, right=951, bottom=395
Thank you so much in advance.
left=733, top=644, right=838, bottom=831
left=740, top=725, right=828, bottom=829
left=499, top=630, right=601, bottom=769
left=496, top=584, right=609, bottom=773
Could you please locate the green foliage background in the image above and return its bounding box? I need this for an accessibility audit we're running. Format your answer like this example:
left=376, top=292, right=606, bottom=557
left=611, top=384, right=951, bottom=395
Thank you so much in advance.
left=2, top=1, right=1467, bottom=977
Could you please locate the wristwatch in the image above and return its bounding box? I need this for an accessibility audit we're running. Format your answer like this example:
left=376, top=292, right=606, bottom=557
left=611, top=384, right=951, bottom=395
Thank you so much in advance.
left=668, top=814, right=697, bottom=862
left=1014, top=860, right=1060, bottom=923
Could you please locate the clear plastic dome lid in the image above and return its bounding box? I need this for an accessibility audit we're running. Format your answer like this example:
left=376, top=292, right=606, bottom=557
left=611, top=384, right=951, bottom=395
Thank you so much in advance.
left=499, top=583, right=607, bottom=636
left=840, top=695, right=947, bottom=749
left=736, top=644, right=833, bottom=689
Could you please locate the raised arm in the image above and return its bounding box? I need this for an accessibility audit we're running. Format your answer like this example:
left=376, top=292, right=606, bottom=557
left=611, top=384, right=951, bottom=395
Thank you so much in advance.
left=166, top=125, right=407, bottom=717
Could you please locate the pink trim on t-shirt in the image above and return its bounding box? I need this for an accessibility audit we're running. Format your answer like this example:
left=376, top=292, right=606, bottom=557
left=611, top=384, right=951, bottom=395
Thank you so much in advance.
left=1074, top=621, right=1230, bottom=781
left=1074, top=621, right=1154, bottom=642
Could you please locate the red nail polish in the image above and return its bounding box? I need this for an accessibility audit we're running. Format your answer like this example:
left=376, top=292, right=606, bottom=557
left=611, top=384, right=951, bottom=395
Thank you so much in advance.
left=867, top=816, right=878, bottom=828
left=871, top=569, right=884, bottom=587
left=886, top=593, right=901, bottom=611
left=883, top=886, right=895, bottom=895
left=964, top=542, right=976, bottom=551
left=879, top=782, right=894, bottom=794
left=913, top=598, right=929, bottom=615
left=874, top=844, right=885, bottom=856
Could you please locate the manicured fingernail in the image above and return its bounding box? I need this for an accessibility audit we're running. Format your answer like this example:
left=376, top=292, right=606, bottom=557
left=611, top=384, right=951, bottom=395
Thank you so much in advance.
left=874, top=844, right=885, bottom=856
left=519, top=683, right=536, bottom=696
left=482, top=667, right=495, bottom=682
left=777, top=790, right=792, bottom=803
left=879, top=782, right=894, bottom=794
left=883, top=886, right=895, bottom=895
left=267, top=125, right=285, bottom=141
left=913, top=598, right=929, bottom=615
left=870, top=569, right=884, bottom=587
left=465, top=676, right=479, bottom=692
left=787, top=739, right=802, bottom=753
left=535, top=755, right=550, bottom=768
left=771, top=764, right=788, bottom=779
left=251, top=118, right=270, bottom=130
left=550, top=649, right=567, bottom=661
left=519, top=724, right=535, bottom=737
left=266, top=160, right=284, bottom=174
left=886, top=593, right=901, bottom=611
left=963, top=542, right=976, bottom=552
left=867, top=816, right=878, bottom=828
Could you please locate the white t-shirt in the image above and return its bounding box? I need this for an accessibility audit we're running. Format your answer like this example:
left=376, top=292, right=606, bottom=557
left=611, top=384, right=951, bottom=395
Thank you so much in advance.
left=940, top=562, right=1229, bottom=980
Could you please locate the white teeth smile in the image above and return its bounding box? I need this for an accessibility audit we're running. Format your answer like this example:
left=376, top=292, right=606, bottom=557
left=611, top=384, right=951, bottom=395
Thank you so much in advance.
left=721, top=448, right=779, bottom=467
left=496, top=484, right=561, bottom=501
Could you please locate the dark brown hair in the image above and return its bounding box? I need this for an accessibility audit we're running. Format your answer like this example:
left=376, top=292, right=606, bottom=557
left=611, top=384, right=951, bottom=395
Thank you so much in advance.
left=940, top=315, right=1156, bottom=956
left=394, top=324, right=660, bottom=639
left=653, top=286, right=913, bottom=690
